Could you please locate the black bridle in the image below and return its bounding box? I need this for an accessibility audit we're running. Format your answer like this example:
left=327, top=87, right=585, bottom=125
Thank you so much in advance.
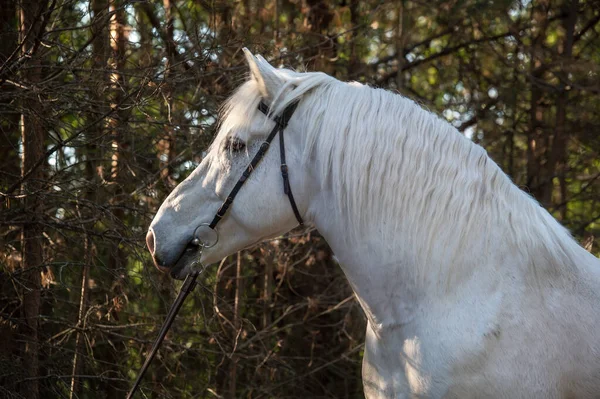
left=189, top=100, right=303, bottom=248
left=210, top=100, right=303, bottom=231
left=127, top=100, right=303, bottom=398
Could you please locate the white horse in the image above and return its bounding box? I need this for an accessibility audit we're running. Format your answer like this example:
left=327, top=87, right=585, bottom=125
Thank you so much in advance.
left=147, top=49, right=600, bottom=398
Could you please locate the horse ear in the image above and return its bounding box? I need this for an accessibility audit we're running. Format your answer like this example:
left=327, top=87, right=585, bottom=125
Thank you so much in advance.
left=242, top=48, right=282, bottom=101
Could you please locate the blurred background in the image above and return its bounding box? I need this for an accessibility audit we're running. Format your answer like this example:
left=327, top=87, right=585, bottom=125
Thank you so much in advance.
left=1, top=0, right=599, bottom=398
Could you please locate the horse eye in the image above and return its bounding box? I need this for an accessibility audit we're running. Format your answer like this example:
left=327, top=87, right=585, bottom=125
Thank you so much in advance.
left=224, top=137, right=246, bottom=153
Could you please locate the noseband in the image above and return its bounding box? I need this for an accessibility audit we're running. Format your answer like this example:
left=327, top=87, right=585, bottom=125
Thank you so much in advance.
left=191, top=100, right=304, bottom=248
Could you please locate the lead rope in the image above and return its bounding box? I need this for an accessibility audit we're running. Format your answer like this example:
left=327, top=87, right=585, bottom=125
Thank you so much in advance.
left=128, top=101, right=302, bottom=397
left=126, top=265, right=202, bottom=398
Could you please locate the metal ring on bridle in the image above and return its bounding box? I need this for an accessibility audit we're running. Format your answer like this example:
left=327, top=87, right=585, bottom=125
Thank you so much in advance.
left=191, top=223, right=219, bottom=248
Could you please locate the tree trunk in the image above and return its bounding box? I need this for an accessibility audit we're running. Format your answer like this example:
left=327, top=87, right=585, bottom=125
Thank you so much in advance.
left=395, top=0, right=406, bottom=91
left=304, top=0, right=334, bottom=73
left=19, top=1, right=48, bottom=397
left=229, top=252, right=244, bottom=398
left=69, top=1, right=109, bottom=395
left=94, top=2, right=129, bottom=396
left=542, top=0, right=578, bottom=207
left=0, top=2, right=20, bottom=392
left=159, top=0, right=177, bottom=191
left=0, top=1, right=21, bottom=190
left=527, top=0, right=550, bottom=202
left=109, top=0, right=128, bottom=184
left=69, top=234, right=90, bottom=399
left=348, top=0, right=360, bottom=77
left=262, top=254, right=273, bottom=330
left=107, top=0, right=128, bottom=278
left=88, top=0, right=110, bottom=185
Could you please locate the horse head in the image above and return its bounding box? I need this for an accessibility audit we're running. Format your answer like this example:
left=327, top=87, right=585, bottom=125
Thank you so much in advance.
left=146, top=50, right=313, bottom=279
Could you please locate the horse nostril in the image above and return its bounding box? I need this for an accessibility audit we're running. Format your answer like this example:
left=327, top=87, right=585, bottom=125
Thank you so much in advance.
left=146, top=228, right=170, bottom=273
left=146, top=229, right=155, bottom=255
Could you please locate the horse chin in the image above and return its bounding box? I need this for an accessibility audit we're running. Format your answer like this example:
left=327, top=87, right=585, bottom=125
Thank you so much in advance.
left=170, top=246, right=202, bottom=280
left=168, top=230, right=289, bottom=280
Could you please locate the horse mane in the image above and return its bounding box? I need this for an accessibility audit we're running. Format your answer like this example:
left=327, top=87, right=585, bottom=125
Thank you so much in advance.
left=219, top=67, right=582, bottom=279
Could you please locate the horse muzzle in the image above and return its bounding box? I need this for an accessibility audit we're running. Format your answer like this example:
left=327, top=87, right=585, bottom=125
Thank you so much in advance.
left=147, top=228, right=204, bottom=279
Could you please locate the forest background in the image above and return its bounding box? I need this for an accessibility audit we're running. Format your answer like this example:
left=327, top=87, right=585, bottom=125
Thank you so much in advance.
left=1, top=0, right=599, bottom=398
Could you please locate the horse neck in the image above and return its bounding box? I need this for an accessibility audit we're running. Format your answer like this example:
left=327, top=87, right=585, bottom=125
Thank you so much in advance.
left=305, top=109, right=582, bottom=328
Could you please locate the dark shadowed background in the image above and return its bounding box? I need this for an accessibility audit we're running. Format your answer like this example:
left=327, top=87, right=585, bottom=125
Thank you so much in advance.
left=1, top=0, right=599, bottom=398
